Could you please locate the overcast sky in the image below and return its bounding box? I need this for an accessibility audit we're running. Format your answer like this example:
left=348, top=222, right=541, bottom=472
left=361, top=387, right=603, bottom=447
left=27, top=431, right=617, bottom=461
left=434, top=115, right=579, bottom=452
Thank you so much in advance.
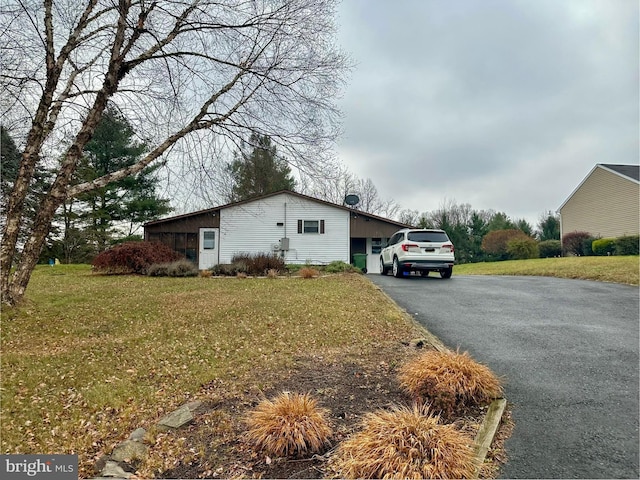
left=334, top=0, right=639, bottom=227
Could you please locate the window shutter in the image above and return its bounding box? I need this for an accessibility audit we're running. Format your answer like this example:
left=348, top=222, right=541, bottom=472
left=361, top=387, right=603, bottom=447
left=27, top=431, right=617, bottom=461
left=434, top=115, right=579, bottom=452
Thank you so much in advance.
left=298, top=220, right=302, bottom=234
left=320, top=220, right=325, bottom=234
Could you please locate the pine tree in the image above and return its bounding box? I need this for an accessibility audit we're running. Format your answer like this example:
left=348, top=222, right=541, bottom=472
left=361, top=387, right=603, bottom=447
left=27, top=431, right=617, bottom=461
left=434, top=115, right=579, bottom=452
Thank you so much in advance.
left=227, top=134, right=295, bottom=202
left=71, top=106, right=171, bottom=253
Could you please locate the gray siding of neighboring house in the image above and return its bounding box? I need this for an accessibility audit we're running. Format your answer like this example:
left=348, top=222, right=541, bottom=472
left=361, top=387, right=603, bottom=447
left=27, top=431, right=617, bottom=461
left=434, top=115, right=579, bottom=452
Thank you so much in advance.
left=219, top=192, right=350, bottom=264
left=560, top=166, right=640, bottom=239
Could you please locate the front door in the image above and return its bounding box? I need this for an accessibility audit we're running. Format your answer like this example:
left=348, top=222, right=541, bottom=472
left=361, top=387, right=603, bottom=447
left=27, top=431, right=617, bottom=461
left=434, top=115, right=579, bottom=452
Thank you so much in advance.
left=198, top=228, right=219, bottom=269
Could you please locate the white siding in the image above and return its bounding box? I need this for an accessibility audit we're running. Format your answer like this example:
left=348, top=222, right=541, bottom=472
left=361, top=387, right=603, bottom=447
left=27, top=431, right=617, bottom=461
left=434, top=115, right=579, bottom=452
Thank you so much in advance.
left=219, top=192, right=350, bottom=264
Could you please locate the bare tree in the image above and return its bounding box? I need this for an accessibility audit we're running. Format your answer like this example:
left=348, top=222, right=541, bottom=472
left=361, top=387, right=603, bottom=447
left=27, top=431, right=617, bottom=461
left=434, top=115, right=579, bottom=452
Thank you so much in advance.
left=1, top=0, right=348, bottom=305
left=302, top=166, right=399, bottom=217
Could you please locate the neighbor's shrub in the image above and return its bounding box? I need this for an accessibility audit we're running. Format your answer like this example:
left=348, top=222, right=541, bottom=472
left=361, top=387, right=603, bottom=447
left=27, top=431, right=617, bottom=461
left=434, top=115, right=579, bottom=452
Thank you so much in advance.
left=538, top=240, right=562, bottom=258
left=245, top=392, right=333, bottom=458
left=561, top=231, right=592, bottom=256
left=481, top=229, right=533, bottom=260
left=328, top=405, right=475, bottom=480
left=324, top=260, right=359, bottom=273
left=298, top=267, right=319, bottom=278
left=615, top=235, right=640, bottom=256
left=398, top=350, right=503, bottom=418
left=582, top=236, right=597, bottom=256
left=92, top=242, right=181, bottom=275
left=592, top=238, right=616, bottom=256
left=506, top=237, right=539, bottom=260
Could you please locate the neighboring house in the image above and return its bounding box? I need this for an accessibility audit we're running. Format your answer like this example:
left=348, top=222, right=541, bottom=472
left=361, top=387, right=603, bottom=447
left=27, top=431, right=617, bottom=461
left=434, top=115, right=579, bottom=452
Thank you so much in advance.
left=143, top=191, right=409, bottom=273
left=558, top=164, right=640, bottom=240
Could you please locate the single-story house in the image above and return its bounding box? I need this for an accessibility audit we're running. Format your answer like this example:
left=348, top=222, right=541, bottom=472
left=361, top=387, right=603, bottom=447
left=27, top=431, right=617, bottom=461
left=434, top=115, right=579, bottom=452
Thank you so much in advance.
left=143, top=190, right=410, bottom=273
left=558, top=163, right=639, bottom=240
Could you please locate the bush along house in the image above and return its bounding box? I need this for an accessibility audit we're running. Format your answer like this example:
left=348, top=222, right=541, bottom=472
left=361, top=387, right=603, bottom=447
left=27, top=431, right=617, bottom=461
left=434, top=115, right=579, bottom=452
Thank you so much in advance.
left=143, top=191, right=410, bottom=273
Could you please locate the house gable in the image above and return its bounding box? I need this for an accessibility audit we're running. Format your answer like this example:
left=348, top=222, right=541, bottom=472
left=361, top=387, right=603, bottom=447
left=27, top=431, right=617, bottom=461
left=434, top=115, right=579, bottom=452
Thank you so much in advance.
left=559, top=164, right=640, bottom=239
left=219, top=192, right=350, bottom=264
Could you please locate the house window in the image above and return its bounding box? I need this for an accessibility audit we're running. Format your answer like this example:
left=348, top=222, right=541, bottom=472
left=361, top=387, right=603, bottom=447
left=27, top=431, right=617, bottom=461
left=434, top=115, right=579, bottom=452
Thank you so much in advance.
left=304, top=220, right=319, bottom=233
left=203, top=231, right=216, bottom=249
left=298, top=219, right=325, bottom=234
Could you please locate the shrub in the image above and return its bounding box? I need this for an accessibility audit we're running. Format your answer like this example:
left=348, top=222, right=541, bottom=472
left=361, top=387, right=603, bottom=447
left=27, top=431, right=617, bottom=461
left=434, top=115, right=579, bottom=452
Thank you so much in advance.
left=167, top=259, right=199, bottom=277
left=147, top=260, right=199, bottom=277
left=582, top=236, right=597, bottom=256
left=506, top=237, right=539, bottom=260
left=230, top=252, right=286, bottom=276
left=398, top=350, right=503, bottom=418
left=92, top=242, right=182, bottom=275
left=146, top=263, right=170, bottom=277
left=324, top=260, right=359, bottom=273
left=615, top=235, right=640, bottom=256
left=328, top=405, right=476, bottom=479
left=592, top=238, right=616, bottom=256
left=298, top=267, right=319, bottom=278
left=561, top=231, right=592, bottom=256
left=245, top=392, right=332, bottom=458
left=481, top=229, right=533, bottom=260
left=538, top=240, right=562, bottom=258
left=199, top=270, right=212, bottom=278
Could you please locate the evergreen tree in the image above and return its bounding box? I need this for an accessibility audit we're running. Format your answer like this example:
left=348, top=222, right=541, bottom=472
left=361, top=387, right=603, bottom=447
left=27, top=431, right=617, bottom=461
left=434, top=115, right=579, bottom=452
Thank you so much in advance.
left=537, top=211, right=561, bottom=241
left=514, top=218, right=534, bottom=237
left=486, top=212, right=515, bottom=232
left=71, top=106, right=171, bottom=253
left=227, top=134, right=295, bottom=202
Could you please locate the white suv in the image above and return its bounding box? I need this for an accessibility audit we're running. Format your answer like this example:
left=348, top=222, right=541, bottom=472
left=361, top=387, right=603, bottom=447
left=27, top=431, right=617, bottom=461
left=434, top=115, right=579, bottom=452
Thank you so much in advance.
left=380, top=229, right=455, bottom=278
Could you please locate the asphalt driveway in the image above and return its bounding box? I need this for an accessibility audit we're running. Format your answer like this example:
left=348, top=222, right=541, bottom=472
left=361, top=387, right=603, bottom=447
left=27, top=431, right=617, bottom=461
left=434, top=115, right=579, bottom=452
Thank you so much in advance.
left=368, top=273, right=639, bottom=479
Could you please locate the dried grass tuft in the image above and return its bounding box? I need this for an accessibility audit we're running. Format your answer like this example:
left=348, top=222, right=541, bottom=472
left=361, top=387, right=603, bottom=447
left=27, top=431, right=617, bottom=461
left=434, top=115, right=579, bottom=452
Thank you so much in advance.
left=245, top=392, right=333, bottom=458
left=329, top=405, right=476, bottom=479
left=266, top=268, right=279, bottom=279
left=398, top=350, right=503, bottom=417
left=299, top=267, right=319, bottom=279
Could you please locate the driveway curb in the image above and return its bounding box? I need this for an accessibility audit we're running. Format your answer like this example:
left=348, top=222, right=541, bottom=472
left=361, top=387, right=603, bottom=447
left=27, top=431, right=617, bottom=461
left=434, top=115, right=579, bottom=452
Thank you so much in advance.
left=472, top=398, right=507, bottom=478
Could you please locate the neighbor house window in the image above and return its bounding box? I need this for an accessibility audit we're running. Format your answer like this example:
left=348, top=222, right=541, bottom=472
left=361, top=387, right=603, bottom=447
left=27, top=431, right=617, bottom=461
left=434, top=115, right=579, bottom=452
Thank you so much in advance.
left=297, top=220, right=325, bottom=234
left=203, top=231, right=216, bottom=249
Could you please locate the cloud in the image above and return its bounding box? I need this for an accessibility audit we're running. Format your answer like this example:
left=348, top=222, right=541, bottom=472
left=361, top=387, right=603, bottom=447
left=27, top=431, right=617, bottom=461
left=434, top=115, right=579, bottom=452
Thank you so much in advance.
left=336, top=0, right=639, bottom=226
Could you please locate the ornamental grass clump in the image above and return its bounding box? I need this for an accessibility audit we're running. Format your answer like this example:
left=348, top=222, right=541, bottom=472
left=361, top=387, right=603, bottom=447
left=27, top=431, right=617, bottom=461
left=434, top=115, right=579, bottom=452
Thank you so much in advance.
left=299, top=267, right=319, bottom=278
left=245, top=392, right=333, bottom=458
left=329, top=405, right=476, bottom=479
left=399, top=350, right=503, bottom=417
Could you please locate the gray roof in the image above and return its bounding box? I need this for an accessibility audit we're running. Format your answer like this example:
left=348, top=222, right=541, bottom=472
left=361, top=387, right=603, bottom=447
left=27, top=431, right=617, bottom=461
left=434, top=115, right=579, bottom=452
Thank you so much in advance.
left=600, top=164, right=640, bottom=182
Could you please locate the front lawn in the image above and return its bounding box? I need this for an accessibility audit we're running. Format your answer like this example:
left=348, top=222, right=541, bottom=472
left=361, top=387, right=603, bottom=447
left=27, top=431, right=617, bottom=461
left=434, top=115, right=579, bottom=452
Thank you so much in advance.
left=1, top=266, right=430, bottom=478
left=454, top=256, right=638, bottom=285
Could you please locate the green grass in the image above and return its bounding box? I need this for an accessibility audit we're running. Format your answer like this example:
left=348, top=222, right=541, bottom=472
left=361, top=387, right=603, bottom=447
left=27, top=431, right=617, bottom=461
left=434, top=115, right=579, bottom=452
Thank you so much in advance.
left=454, top=256, right=639, bottom=285
left=0, top=266, right=422, bottom=477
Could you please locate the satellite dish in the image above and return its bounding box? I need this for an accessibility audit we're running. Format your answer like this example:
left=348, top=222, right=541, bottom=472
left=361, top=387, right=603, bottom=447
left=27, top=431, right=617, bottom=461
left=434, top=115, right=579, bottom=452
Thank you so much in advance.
left=344, top=194, right=360, bottom=206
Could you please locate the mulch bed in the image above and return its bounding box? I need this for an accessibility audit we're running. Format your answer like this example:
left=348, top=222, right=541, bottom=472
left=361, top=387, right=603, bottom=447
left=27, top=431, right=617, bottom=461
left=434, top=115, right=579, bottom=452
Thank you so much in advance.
left=146, top=343, right=512, bottom=479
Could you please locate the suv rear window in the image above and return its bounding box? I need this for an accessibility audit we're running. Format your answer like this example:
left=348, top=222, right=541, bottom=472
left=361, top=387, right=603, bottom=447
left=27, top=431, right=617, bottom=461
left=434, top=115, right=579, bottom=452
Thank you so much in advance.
left=407, top=231, right=449, bottom=242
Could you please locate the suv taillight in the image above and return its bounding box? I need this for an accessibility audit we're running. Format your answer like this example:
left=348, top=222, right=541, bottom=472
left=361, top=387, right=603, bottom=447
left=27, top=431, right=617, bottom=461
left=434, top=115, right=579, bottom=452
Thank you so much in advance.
left=441, top=243, right=454, bottom=253
left=401, top=243, right=420, bottom=252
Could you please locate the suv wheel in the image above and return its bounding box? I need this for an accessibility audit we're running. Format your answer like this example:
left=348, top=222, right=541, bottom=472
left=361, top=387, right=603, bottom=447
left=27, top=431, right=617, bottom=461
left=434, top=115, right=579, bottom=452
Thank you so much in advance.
left=440, top=267, right=453, bottom=279
left=380, top=257, right=389, bottom=275
left=393, top=257, right=403, bottom=278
